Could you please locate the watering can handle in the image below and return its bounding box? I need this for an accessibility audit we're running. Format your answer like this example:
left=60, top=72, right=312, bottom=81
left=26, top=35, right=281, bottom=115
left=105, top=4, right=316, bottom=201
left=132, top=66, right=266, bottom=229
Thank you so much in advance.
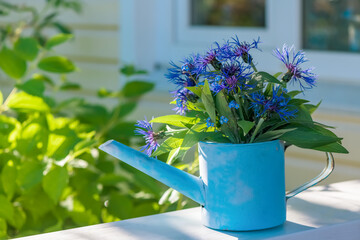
left=286, top=152, right=334, bottom=200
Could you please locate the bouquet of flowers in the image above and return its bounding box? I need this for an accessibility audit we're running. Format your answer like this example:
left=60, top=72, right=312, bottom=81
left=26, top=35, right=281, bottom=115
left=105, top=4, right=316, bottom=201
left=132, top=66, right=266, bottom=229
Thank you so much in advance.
left=135, top=36, right=348, bottom=162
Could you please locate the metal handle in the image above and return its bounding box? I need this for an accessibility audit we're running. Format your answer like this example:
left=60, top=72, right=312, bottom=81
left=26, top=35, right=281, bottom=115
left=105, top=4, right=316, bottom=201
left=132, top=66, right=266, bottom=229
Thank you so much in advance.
left=286, top=152, right=335, bottom=200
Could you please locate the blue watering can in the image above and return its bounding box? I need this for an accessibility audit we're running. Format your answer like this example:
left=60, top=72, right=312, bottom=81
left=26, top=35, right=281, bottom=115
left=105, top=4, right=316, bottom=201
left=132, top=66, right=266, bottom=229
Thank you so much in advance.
left=99, top=139, right=334, bottom=231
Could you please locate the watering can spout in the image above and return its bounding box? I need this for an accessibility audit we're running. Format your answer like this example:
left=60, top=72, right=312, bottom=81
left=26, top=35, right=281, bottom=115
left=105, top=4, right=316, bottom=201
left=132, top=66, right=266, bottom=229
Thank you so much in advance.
left=99, top=140, right=205, bottom=206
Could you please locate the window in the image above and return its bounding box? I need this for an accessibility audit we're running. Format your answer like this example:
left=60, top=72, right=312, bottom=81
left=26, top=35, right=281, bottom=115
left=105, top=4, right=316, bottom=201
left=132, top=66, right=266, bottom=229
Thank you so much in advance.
left=191, top=0, right=266, bottom=27
left=303, top=0, right=360, bottom=52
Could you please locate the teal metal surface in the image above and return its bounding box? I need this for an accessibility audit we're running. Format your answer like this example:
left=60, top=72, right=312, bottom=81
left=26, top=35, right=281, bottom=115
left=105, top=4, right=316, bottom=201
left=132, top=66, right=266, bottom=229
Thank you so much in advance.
left=99, top=139, right=333, bottom=231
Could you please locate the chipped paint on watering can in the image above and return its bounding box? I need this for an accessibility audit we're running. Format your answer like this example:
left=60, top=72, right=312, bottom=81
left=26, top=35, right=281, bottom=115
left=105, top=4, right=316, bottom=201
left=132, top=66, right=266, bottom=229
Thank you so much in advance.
left=99, top=140, right=285, bottom=231
left=198, top=140, right=286, bottom=231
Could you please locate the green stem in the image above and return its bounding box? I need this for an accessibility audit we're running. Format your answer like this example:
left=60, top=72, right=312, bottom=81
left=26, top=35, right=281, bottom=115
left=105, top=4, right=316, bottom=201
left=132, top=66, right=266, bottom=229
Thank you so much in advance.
left=250, top=118, right=264, bottom=143
left=0, top=87, right=18, bottom=114
left=234, top=94, right=244, bottom=120
left=250, top=62, right=258, bottom=72
left=176, top=194, right=184, bottom=210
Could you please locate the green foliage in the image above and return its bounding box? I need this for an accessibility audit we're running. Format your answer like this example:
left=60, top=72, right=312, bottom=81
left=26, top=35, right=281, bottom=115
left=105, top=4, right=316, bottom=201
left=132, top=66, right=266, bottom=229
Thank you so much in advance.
left=0, top=3, right=170, bottom=238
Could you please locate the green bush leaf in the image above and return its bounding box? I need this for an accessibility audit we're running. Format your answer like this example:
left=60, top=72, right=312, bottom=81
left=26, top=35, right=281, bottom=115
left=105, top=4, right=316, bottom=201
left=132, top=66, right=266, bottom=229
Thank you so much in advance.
left=16, top=79, right=45, bottom=97
left=19, top=185, right=54, bottom=219
left=107, top=193, right=133, bottom=220
left=120, top=65, right=147, bottom=76
left=0, top=218, right=7, bottom=239
left=60, top=82, right=81, bottom=90
left=121, top=81, right=154, bottom=98
left=1, top=160, right=17, bottom=200
left=38, top=56, right=75, bottom=73
left=0, top=47, right=27, bottom=79
left=0, top=90, right=2, bottom=105
left=45, top=33, right=73, bottom=49
left=0, top=195, right=14, bottom=222
left=32, top=73, right=54, bottom=86
left=43, top=165, right=69, bottom=203
left=17, top=161, right=45, bottom=191
left=7, top=92, right=50, bottom=112
left=14, top=37, right=39, bottom=61
left=113, top=101, right=137, bottom=118
left=237, top=120, right=255, bottom=135
left=150, top=115, right=199, bottom=128
left=9, top=206, right=26, bottom=231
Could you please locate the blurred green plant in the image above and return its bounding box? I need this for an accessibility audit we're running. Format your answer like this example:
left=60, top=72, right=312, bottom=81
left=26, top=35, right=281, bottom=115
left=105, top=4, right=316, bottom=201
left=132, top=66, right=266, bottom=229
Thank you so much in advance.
left=0, top=0, right=81, bottom=46
left=0, top=1, right=187, bottom=238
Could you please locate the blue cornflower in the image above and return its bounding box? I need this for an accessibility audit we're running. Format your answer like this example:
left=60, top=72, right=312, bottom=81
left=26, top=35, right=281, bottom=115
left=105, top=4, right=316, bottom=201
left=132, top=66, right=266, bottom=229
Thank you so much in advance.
left=165, top=55, right=200, bottom=88
left=250, top=87, right=297, bottom=121
left=229, top=100, right=239, bottom=109
left=273, top=45, right=317, bottom=90
left=220, top=62, right=253, bottom=92
left=231, top=36, right=261, bottom=64
left=206, top=117, right=215, bottom=128
left=219, top=116, right=228, bottom=124
left=171, top=88, right=195, bottom=115
left=135, top=117, right=162, bottom=156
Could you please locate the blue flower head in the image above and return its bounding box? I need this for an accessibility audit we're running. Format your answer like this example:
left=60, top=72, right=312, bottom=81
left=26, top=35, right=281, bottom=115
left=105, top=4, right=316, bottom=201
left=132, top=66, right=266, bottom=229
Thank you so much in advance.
left=220, top=116, right=228, bottom=124
left=135, top=117, right=161, bottom=156
left=229, top=100, right=239, bottom=109
left=206, top=117, right=215, bottom=128
left=231, top=36, right=261, bottom=64
left=250, top=87, right=297, bottom=121
left=273, top=45, right=317, bottom=90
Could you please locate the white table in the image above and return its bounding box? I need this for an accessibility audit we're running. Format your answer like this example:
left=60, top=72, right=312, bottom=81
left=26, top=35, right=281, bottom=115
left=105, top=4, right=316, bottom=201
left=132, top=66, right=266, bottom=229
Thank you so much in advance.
left=16, top=180, right=360, bottom=240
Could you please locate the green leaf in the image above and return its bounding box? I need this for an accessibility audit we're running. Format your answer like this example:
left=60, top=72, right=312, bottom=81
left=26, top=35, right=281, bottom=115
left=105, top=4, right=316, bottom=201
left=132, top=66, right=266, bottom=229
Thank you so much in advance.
left=107, top=193, right=133, bottom=219
left=45, top=33, right=73, bottom=49
left=0, top=195, right=13, bottom=222
left=16, top=79, right=45, bottom=97
left=186, top=86, right=202, bottom=97
left=32, top=73, right=54, bottom=86
left=7, top=92, right=50, bottom=112
left=201, top=79, right=216, bottom=122
left=120, top=65, right=147, bottom=76
left=17, top=161, right=45, bottom=191
left=14, top=37, right=39, bottom=61
left=113, top=101, right=137, bottom=118
left=289, top=98, right=310, bottom=106
left=150, top=115, right=199, bottom=128
left=52, top=22, right=72, bottom=34
left=215, top=90, right=238, bottom=143
left=313, top=142, right=349, bottom=154
left=237, top=120, right=255, bottom=136
left=19, top=185, right=54, bottom=219
left=280, top=125, right=341, bottom=149
left=0, top=90, right=2, bottom=105
left=38, top=56, right=76, bottom=73
left=273, top=72, right=282, bottom=78
left=252, top=71, right=283, bottom=85
left=167, top=147, right=181, bottom=164
left=42, top=165, right=69, bottom=203
left=254, top=128, right=296, bottom=143
left=293, top=105, right=312, bottom=121
left=9, top=206, right=26, bottom=231
left=287, top=90, right=302, bottom=98
left=151, top=131, right=186, bottom=157
left=304, top=100, right=322, bottom=114
left=73, top=104, right=110, bottom=125
left=0, top=218, right=7, bottom=239
left=121, top=81, right=154, bottom=98
left=1, top=160, right=17, bottom=200
left=0, top=115, right=19, bottom=149
left=0, top=47, right=27, bottom=79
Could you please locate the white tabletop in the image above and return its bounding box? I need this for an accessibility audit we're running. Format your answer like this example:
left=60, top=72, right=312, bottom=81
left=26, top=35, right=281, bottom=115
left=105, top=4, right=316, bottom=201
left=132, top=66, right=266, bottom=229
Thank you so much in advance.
left=16, top=180, right=360, bottom=240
